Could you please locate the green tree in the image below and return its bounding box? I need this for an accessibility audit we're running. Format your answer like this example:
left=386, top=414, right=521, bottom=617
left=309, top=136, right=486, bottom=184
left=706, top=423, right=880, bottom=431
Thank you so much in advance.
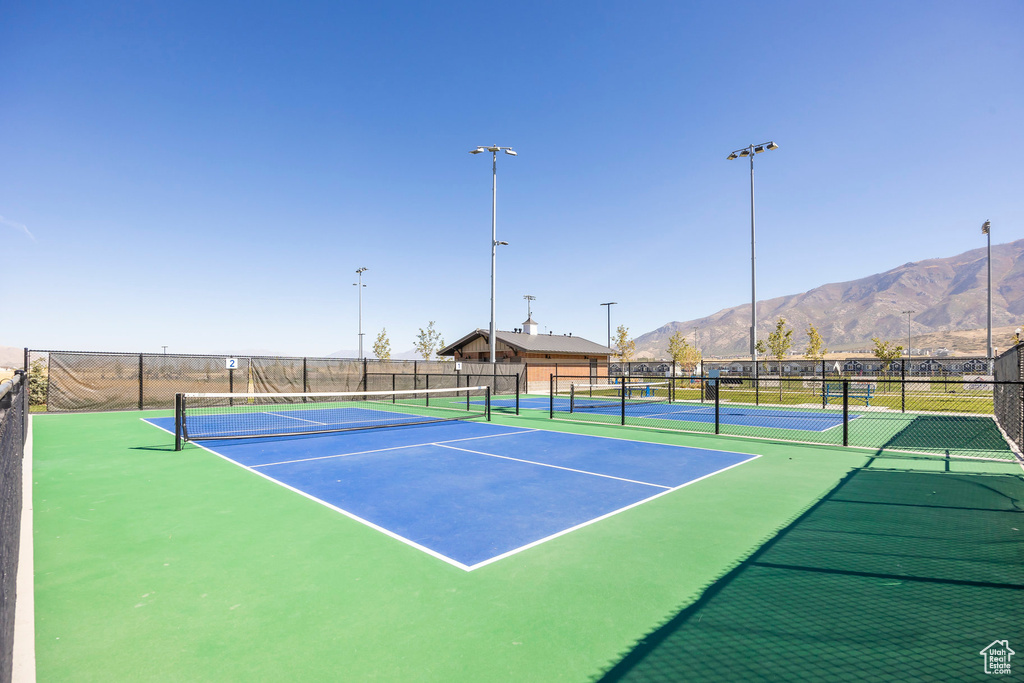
left=613, top=324, right=636, bottom=363
left=414, top=321, right=444, bottom=360
left=28, top=358, right=48, bottom=407
left=372, top=328, right=391, bottom=360
left=766, top=317, right=794, bottom=398
left=871, top=337, right=904, bottom=375
left=803, top=324, right=827, bottom=361
left=668, top=331, right=702, bottom=373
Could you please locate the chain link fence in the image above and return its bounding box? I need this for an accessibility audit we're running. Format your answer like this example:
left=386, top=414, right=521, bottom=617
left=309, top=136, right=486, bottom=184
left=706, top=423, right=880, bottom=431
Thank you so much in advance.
left=1, top=372, right=27, bottom=681
left=26, top=350, right=524, bottom=413
left=993, top=342, right=1024, bottom=454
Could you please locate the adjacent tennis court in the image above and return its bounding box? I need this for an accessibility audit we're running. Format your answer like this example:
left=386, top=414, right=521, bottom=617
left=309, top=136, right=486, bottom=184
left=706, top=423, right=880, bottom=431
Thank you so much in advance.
left=509, top=394, right=854, bottom=432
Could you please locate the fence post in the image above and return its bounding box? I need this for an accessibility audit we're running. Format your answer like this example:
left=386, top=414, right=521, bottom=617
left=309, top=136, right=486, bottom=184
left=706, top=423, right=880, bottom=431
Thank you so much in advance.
left=901, top=361, right=906, bottom=413
left=821, top=360, right=827, bottom=409
left=843, top=380, right=849, bottom=446
left=138, top=353, right=144, bottom=410
left=714, top=378, right=720, bottom=434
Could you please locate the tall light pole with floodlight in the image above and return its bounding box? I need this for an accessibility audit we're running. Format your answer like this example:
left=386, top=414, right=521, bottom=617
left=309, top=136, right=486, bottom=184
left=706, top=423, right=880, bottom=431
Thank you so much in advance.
left=903, top=309, right=915, bottom=371
left=470, top=145, right=517, bottom=363
left=727, top=141, right=779, bottom=379
left=982, top=220, right=992, bottom=362
left=354, top=267, right=367, bottom=359
left=601, top=302, right=617, bottom=350
left=523, top=294, right=536, bottom=322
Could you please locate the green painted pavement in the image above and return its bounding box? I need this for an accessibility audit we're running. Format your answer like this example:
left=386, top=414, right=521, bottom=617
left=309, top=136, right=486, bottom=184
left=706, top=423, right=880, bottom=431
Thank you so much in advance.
left=29, top=409, right=1017, bottom=681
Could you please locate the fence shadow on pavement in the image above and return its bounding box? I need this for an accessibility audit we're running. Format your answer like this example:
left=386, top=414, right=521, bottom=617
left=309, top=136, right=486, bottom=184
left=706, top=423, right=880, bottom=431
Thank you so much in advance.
left=600, top=467, right=1024, bottom=682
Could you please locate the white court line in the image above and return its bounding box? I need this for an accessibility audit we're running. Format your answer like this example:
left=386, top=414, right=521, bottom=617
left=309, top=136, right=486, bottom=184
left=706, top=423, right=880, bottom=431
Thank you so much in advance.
left=468, top=453, right=761, bottom=570
left=434, top=443, right=671, bottom=489
left=259, top=410, right=327, bottom=425
left=252, top=428, right=540, bottom=468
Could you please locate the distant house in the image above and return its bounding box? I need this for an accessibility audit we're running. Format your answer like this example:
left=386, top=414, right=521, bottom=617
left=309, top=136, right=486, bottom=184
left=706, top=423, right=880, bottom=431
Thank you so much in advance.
left=438, top=317, right=614, bottom=392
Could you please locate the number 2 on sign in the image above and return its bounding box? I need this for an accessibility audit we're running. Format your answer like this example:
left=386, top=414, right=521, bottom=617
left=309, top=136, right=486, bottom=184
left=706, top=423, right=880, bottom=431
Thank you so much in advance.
left=226, top=358, right=238, bottom=370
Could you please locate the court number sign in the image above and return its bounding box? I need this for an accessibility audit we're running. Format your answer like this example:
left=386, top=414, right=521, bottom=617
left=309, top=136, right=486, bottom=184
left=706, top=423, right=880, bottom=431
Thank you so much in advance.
left=226, top=358, right=238, bottom=370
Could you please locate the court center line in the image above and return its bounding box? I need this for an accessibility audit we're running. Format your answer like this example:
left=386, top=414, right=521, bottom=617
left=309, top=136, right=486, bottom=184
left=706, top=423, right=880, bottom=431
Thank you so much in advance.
left=259, top=410, right=328, bottom=425
left=252, top=428, right=540, bottom=468
left=433, top=443, right=671, bottom=489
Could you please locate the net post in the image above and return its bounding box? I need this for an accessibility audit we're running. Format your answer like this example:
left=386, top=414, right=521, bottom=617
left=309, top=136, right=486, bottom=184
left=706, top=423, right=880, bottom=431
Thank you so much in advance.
left=842, top=380, right=849, bottom=446
left=392, top=374, right=396, bottom=403
left=486, top=386, right=491, bottom=421
left=549, top=374, right=554, bottom=419
left=174, top=393, right=183, bottom=451
left=621, top=377, right=626, bottom=426
left=465, top=378, right=470, bottom=411
left=426, top=374, right=430, bottom=406
left=901, top=360, right=906, bottom=413
left=515, top=373, right=520, bottom=415
left=138, top=353, right=144, bottom=410
left=569, top=383, right=576, bottom=413
left=714, top=378, right=720, bottom=434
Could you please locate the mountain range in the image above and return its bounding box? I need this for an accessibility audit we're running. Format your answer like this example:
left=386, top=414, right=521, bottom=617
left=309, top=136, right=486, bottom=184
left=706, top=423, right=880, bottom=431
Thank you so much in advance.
left=636, top=238, right=1024, bottom=359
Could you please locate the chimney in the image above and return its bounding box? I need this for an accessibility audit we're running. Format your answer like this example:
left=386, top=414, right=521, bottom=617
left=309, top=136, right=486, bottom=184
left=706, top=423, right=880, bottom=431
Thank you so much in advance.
left=523, top=316, right=538, bottom=336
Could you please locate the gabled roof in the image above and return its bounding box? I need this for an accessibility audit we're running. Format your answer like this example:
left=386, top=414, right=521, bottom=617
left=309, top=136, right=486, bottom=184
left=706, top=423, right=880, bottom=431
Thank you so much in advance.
left=439, top=329, right=614, bottom=357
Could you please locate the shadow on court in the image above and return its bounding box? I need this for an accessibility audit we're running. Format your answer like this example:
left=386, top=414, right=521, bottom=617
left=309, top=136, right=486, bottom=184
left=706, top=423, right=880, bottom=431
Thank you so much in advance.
left=872, top=414, right=1017, bottom=458
left=600, top=468, right=1024, bottom=682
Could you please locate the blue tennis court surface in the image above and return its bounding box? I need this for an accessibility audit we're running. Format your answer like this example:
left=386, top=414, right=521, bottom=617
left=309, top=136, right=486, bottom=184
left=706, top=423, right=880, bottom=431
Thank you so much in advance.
left=145, top=417, right=758, bottom=570
left=501, top=397, right=857, bottom=432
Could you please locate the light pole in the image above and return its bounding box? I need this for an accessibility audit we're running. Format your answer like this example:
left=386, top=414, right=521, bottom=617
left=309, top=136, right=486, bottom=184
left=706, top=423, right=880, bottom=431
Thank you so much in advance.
left=470, top=144, right=517, bottom=363
left=983, top=220, right=992, bottom=361
left=161, top=346, right=167, bottom=355
left=728, top=141, right=779, bottom=379
left=601, top=302, right=617, bottom=349
left=902, top=309, right=915, bottom=373
left=354, top=267, right=367, bottom=359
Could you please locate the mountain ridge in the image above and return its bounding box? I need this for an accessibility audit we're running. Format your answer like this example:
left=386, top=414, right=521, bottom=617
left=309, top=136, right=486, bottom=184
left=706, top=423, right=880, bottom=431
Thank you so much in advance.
left=636, top=239, right=1024, bottom=358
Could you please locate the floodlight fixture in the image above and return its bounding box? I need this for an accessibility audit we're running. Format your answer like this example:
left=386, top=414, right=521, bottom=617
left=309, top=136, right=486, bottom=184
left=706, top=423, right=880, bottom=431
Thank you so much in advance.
left=727, top=153, right=738, bottom=160
left=471, top=144, right=518, bottom=363
left=738, top=149, right=750, bottom=157
left=754, top=145, right=765, bottom=154
left=766, top=141, right=779, bottom=150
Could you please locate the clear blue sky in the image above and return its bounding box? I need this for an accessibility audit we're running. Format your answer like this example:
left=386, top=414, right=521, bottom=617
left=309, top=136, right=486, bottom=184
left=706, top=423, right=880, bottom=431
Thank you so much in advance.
left=2, top=1, right=1022, bottom=356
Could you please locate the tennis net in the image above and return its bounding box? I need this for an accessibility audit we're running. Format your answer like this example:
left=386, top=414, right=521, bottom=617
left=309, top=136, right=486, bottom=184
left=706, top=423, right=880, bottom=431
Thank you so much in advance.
left=174, top=386, right=491, bottom=448
left=567, top=381, right=672, bottom=413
